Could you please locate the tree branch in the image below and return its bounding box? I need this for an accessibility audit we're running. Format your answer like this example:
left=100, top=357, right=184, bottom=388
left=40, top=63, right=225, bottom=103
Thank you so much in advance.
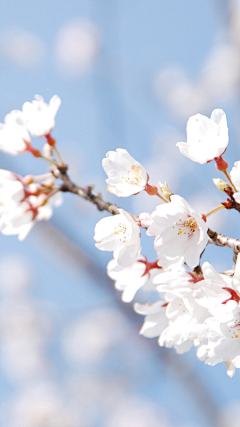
left=207, top=228, right=240, bottom=260
left=55, top=165, right=240, bottom=257
left=56, top=166, right=120, bottom=215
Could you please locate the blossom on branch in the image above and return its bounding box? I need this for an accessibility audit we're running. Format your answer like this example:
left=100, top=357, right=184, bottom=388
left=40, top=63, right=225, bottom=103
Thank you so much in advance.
left=0, top=171, right=63, bottom=240
left=0, top=110, right=31, bottom=155
left=196, top=255, right=240, bottom=377
left=134, top=301, right=169, bottom=338
left=107, top=255, right=161, bottom=302
left=94, top=209, right=141, bottom=266
left=176, top=109, right=228, bottom=164
left=230, top=161, right=240, bottom=203
left=102, top=149, right=148, bottom=197
left=146, top=195, right=208, bottom=269
left=22, top=94, right=61, bottom=137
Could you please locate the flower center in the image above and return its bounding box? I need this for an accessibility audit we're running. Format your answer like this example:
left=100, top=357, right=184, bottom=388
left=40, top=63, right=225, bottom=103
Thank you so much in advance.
left=173, top=216, right=198, bottom=236
left=229, top=316, right=240, bottom=339
left=120, top=165, right=143, bottom=186
left=114, top=222, right=127, bottom=243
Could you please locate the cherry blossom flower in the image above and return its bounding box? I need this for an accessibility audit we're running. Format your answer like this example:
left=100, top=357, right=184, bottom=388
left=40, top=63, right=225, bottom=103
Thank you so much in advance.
left=0, top=191, right=63, bottom=241
left=0, top=171, right=63, bottom=240
left=146, top=195, right=208, bottom=269
left=22, top=95, right=61, bottom=137
left=0, top=170, right=25, bottom=207
left=94, top=209, right=140, bottom=266
left=0, top=200, right=36, bottom=240
left=176, top=109, right=228, bottom=164
left=134, top=301, right=169, bottom=338
left=158, top=290, right=209, bottom=354
left=102, top=149, right=148, bottom=197
left=135, top=265, right=209, bottom=353
left=107, top=255, right=161, bottom=302
left=230, top=161, right=240, bottom=203
left=0, top=110, right=31, bottom=155
left=193, top=262, right=232, bottom=310
left=135, top=255, right=240, bottom=376
left=195, top=255, right=240, bottom=376
left=197, top=302, right=240, bottom=377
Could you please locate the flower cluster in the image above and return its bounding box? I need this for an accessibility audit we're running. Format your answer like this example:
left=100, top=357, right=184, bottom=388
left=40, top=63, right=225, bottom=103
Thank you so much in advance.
left=95, top=109, right=240, bottom=376
left=2, top=96, right=240, bottom=377
left=0, top=95, right=63, bottom=239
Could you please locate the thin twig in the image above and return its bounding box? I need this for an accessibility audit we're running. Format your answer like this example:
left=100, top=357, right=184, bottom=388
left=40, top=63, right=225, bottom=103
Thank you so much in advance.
left=55, top=166, right=121, bottom=215
left=55, top=165, right=240, bottom=257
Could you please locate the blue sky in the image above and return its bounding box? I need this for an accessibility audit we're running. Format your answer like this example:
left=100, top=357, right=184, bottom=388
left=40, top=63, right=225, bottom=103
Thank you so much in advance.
left=1, top=1, right=240, bottom=426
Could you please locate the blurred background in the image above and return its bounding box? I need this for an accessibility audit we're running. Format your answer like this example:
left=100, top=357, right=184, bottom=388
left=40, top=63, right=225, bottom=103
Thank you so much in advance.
left=0, top=0, right=240, bottom=426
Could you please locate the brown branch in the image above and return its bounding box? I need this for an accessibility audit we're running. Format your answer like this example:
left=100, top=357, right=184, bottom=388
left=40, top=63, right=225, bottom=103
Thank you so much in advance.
left=208, top=228, right=240, bottom=260
left=55, top=165, right=120, bottom=215
left=54, top=165, right=240, bottom=258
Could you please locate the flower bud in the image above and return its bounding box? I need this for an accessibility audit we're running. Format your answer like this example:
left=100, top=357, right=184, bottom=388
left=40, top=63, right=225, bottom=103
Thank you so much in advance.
left=158, top=181, right=172, bottom=200
left=213, top=178, right=233, bottom=196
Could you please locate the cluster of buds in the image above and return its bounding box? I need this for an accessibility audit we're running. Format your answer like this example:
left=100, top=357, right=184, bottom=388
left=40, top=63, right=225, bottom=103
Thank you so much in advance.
left=94, top=109, right=240, bottom=377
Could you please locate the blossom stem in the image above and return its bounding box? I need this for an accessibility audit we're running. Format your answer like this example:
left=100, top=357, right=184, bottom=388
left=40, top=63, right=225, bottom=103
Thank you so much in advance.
left=223, top=170, right=238, bottom=193
left=39, top=154, right=58, bottom=166
left=52, top=145, right=64, bottom=165
left=156, top=191, right=169, bottom=203
left=205, top=205, right=225, bottom=217
left=40, top=188, right=60, bottom=206
left=32, top=173, right=53, bottom=182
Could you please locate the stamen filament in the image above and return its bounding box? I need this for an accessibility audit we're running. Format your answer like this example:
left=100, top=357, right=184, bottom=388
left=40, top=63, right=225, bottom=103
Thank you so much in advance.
left=223, top=170, right=238, bottom=193
left=206, top=205, right=225, bottom=217
left=52, top=145, right=64, bottom=165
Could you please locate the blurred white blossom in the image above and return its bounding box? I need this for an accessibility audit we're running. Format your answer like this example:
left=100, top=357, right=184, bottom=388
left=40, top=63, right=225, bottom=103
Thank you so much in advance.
left=0, top=27, right=45, bottom=68
left=55, top=19, right=100, bottom=76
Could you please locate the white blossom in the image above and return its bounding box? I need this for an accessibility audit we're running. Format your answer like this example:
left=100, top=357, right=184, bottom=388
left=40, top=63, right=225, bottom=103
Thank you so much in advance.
left=0, top=200, right=36, bottom=240
left=0, top=174, right=63, bottom=240
left=34, top=192, right=63, bottom=221
left=158, top=290, right=209, bottom=354
left=134, top=301, right=169, bottom=338
left=193, top=262, right=232, bottom=310
left=94, top=209, right=140, bottom=266
left=176, top=109, right=228, bottom=164
left=102, top=149, right=148, bottom=197
left=135, top=265, right=209, bottom=353
left=197, top=302, right=240, bottom=377
left=230, top=160, right=240, bottom=203
left=22, top=94, right=61, bottom=137
left=107, top=255, right=161, bottom=302
left=146, top=195, right=208, bottom=269
left=0, top=110, right=30, bottom=155
left=196, top=255, right=240, bottom=376
left=0, top=170, right=25, bottom=207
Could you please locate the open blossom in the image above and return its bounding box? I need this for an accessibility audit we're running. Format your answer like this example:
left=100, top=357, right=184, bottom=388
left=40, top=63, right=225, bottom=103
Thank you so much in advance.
left=176, top=109, right=228, bottom=164
left=134, top=301, right=169, bottom=338
left=135, top=255, right=240, bottom=377
left=0, top=170, right=25, bottom=206
left=22, top=95, right=61, bottom=137
left=0, top=201, right=36, bottom=240
left=158, top=290, right=209, bottom=354
left=0, top=172, right=63, bottom=240
left=146, top=195, right=208, bottom=269
left=230, top=161, right=240, bottom=203
left=196, top=255, right=240, bottom=377
left=107, top=255, right=161, bottom=302
left=94, top=209, right=140, bottom=266
left=0, top=192, right=63, bottom=241
left=0, top=110, right=31, bottom=155
left=102, top=149, right=148, bottom=197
